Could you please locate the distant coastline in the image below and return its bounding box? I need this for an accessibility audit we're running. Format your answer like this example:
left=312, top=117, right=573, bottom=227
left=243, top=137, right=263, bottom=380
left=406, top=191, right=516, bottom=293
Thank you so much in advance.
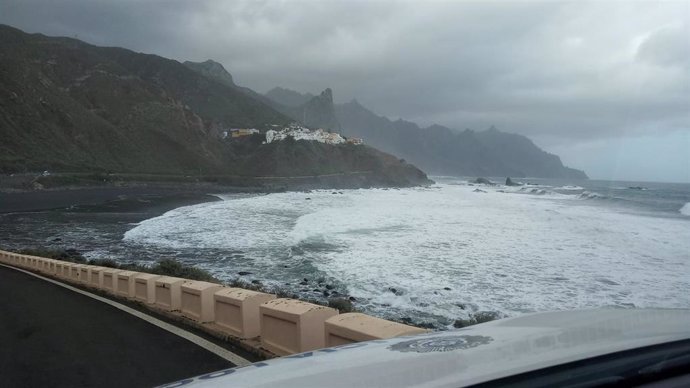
left=0, top=170, right=436, bottom=213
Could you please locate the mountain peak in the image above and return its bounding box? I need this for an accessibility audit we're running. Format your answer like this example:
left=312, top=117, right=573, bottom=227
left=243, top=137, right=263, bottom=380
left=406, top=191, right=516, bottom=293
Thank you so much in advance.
left=199, top=59, right=226, bottom=70
left=320, top=88, right=333, bottom=102
left=295, top=88, right=339, bottom=130
left=183, top=59, right=235, bottom=87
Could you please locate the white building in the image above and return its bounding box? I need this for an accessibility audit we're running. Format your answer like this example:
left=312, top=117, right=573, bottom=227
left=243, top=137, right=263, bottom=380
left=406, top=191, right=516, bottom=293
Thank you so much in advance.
left=265, top=124, right=353, bottom=145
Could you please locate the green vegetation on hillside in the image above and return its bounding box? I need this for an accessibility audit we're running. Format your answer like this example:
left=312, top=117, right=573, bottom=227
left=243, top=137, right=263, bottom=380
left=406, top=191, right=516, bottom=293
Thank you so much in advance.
left=0, top=25, right=430, bottom=188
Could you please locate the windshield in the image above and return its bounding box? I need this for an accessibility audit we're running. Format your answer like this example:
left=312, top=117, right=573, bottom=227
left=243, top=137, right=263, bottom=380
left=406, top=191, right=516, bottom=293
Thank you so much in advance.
left=0, top=1, right=688, bottom=387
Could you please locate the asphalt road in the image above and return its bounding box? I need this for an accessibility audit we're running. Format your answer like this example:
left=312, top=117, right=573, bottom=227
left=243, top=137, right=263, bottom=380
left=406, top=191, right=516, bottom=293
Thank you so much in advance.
left=0, top=265, right=234, bottom=387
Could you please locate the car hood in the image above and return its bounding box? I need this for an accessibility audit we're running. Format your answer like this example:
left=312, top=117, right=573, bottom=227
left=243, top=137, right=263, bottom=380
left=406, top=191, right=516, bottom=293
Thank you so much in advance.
left=162, top=308, right=690, bottom=388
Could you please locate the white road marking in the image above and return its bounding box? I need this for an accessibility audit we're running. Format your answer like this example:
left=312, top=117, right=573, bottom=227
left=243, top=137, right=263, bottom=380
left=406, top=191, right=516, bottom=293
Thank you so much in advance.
left=0, top=263, right=251, bottom=367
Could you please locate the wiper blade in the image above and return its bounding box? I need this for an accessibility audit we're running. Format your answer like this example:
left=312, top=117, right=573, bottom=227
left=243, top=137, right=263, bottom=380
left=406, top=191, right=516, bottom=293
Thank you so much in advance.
left=638, top=353, right=690, bottom=376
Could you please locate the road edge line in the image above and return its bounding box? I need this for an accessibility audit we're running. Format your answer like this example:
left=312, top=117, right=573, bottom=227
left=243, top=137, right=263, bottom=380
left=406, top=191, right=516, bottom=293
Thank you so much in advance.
left=0, top=263, right=251, bottom=367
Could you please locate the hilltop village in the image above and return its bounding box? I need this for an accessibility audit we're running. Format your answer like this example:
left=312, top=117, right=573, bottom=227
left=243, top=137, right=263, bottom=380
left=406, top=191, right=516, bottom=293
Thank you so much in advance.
left=224, top=123, right=364, bottom=146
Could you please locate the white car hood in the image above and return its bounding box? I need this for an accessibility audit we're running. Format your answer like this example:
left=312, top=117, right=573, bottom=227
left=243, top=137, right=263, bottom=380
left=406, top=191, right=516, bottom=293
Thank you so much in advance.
left=163, top=308, right=690, bottom=388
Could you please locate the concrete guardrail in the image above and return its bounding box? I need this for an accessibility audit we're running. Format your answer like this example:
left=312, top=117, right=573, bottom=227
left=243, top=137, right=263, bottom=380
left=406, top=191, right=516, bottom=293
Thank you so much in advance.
left=154, top=276, right=186, bottom=311
left=214, top=288, right=276, bottom=339
left=259, top=299, right=339, bottom=356
left=180, top=281, right=223, bottom=323
left=101, top=268, right=123, bottom=293
left=134, top=273, right=161, bottom=304
left=0, top=249, right=425, bottom=358
left=324, top=313, right=428, bottom=347
left=116, top=271, right=140, bottom=299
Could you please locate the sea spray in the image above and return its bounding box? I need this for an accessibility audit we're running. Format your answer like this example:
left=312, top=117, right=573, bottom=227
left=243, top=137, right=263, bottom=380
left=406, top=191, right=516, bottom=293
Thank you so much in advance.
left=123, top=179, right=690, bottom=326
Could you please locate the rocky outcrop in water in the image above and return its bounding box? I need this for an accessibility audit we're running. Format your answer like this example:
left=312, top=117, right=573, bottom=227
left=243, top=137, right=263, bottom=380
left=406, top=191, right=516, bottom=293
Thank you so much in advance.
left=505, top=177, right=521, bottom=186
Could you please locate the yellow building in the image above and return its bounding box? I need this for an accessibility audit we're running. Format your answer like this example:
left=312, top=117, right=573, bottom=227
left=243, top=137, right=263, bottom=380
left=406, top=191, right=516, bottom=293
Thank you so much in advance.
left=230, top=128, right=260, bottom=138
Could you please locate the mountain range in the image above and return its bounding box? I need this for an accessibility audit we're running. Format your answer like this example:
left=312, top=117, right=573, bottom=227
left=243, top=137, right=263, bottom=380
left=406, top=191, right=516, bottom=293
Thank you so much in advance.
left=257, top=87, right=587, bottom=179
left=0, top=24, right=430, bottom=188
left=181, top=59, right=585, bottom=181
left=0, top=23, right=585, bottom=187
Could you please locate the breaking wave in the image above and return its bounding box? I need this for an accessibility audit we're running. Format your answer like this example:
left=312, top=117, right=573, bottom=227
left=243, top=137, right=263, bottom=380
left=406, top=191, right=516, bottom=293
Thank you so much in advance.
left=123, top=182, right=690, bottom=327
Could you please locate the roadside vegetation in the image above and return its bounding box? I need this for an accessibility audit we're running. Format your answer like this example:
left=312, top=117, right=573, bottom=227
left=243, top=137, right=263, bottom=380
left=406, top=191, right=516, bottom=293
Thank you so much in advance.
left=14, top=247, right=356, bottom=313
left=16, top=248, right=503, bottom=323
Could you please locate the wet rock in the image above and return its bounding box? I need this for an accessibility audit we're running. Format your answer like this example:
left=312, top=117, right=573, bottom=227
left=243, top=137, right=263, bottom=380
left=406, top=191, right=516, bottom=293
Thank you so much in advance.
left=453, top=311, right=503, bottom=328
left=505, top=177, right=522, bottom=186
left=474, top=177, right=494, bottom=185
left=348, top=296, right=357, bottom=302
left=325, top=284, right=334, bottom=290
left=386, top=287, right=405, bottom=296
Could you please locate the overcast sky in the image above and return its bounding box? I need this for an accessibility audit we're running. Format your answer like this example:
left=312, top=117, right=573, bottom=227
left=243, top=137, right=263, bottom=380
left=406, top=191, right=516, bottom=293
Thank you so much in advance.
left=1, top=0, right=688, bottom=182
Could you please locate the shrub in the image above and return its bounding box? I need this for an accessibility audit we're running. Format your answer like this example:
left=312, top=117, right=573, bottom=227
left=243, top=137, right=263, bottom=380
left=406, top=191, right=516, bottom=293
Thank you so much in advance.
left=328, top=298, right=355, bottom=313
left=18, top=248, right=86, bottom=263
left=149, top=259, right=218, bottom=282
left=87, top=258, right=119, bottom=268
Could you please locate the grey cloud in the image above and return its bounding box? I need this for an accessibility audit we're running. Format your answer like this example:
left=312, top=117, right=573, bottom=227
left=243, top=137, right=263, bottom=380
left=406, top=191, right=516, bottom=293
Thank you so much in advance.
left=636, top=26, right=690, bottom=68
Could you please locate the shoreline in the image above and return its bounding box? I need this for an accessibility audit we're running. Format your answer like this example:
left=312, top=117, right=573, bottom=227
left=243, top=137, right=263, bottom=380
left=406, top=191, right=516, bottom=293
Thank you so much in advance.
left=0, top=171, right=433, bottom=214
left=0, top=185, right=225, bottom=214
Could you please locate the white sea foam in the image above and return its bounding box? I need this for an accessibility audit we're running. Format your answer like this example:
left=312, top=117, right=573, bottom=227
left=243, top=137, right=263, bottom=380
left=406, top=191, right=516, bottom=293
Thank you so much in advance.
left=579, top=191, right=605, bottom=199
left=123, top=183, right=690, bottom=325
left=681, top=202, right=690, bottom=216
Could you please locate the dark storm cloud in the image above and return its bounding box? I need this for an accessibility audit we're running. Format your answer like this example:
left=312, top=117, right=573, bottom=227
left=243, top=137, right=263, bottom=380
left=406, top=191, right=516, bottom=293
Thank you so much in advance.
left=1, top=0, right=688, bottom=180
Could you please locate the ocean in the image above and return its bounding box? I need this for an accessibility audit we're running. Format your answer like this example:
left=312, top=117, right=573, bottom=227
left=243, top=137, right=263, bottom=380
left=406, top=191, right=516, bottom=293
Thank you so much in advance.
left=2, top=177, right=689, bottom=328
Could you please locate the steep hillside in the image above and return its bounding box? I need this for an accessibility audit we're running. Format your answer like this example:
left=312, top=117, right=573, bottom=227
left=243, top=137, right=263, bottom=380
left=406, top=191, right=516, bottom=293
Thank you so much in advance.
left=262, top=85, right=586, bottom=179
left=334, top=100, right=588, bottom=179
left=284, top=88, right=341, bottom=131
left=0, top=25, right=430, bottom=188
left=183, top=59, right=278, bottom=108
left=0, top=25, right=288, bottom=174
left=264, top=87, right=314, bottom=107
left=223, top=134, right=430, bottom=187
left=474, top=127, right=586, bottom=179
